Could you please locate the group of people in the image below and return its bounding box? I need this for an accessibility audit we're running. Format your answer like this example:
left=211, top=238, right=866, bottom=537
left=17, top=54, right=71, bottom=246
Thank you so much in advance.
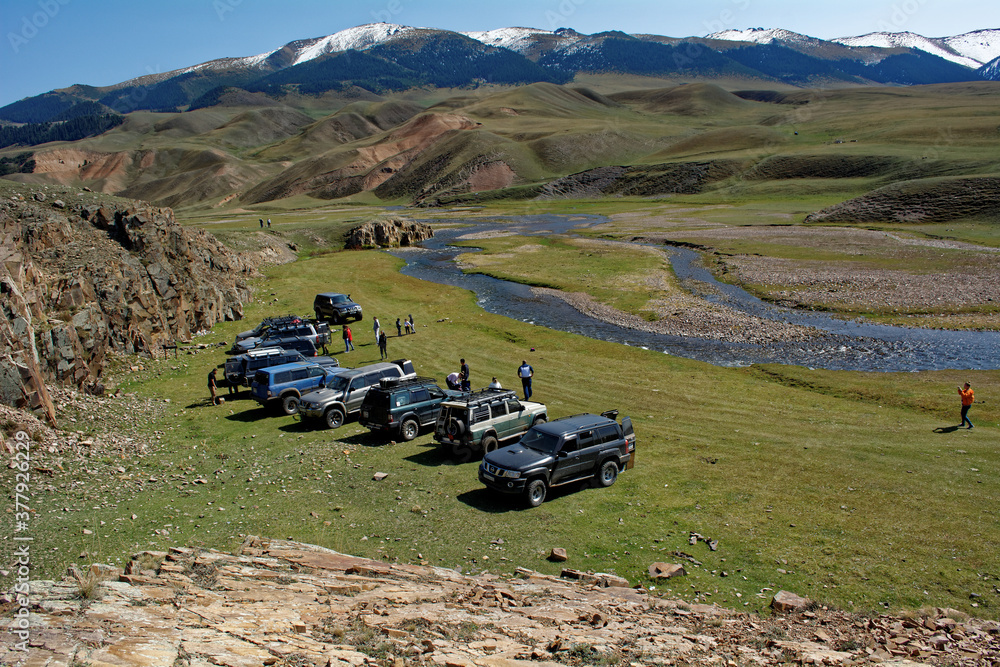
left=339, top=315, right=417, bottom=359
left=446, top=358, right=535, bottom=401
left=258, top=218, right=271, bottom=228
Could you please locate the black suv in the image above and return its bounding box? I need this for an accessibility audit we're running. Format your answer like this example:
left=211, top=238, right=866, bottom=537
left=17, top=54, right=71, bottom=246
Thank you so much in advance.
left=479, top=410, right=635, bottom=507
left=359, top=377, right=465, bottom=441
left=314, top=293, right=363, bottom=324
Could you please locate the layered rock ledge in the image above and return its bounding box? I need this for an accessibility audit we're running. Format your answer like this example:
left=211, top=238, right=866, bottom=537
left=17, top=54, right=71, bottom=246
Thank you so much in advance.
left=4, top=538, right=998, bottom=666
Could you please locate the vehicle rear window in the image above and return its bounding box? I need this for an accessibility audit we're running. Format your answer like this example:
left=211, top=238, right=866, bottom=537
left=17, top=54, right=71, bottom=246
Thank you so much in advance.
left=596, top=424, right=620, bottom=444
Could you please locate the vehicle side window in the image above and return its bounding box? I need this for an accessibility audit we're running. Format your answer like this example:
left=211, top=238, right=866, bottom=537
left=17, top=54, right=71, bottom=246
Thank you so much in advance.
left=275, top=371, right=291, bottom=384
left=308, top=366, right=325, bottom=378
left=349, top=376, right=365, bottom=391
left=506, top=399, right=522, bottom=413
left=428, top=387, right=444, bottom=399
left=379, top=368, right=399, bottom=380
left=578, top=430, right=595, bottom=449
left=561, top=436, right=578, bottom=453
left=490, top=401, right=507, bottom=418
left=596, top=424, right=620, bottom=444
left=394, top=392, right=409, bottom=408
left=410, top=387, right=430, bottom=403
left=472, top=405, right=490, bottom=423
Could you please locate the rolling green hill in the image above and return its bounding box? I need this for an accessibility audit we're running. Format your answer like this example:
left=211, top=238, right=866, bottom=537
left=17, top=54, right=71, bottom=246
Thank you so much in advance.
left=2, top=80, right=999, bottom=217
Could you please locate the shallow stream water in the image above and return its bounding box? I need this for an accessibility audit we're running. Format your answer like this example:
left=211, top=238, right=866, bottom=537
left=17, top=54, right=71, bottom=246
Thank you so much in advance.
left=387, top=214, right=999, bottom=371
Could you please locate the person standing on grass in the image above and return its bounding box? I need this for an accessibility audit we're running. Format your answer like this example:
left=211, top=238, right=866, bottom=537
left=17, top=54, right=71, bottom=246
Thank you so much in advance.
left=958, top=382, right=975, bottom=429
left=517, top=360, right=534, bottom=401
left=208, top=368, right=219, bottom=405
left=343, top=325, right=354, bottom=352
left=373, top=317, right=381, bottom=345
left=460, top=358, right=471, bottom=392
left=396, top=317, right=402, bottom=336
left=378, top=329, right=388, bottom=360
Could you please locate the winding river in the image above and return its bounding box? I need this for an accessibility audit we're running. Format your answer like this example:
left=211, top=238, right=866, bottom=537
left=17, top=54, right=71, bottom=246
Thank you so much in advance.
left=387, top=214, right=1000, bottom=372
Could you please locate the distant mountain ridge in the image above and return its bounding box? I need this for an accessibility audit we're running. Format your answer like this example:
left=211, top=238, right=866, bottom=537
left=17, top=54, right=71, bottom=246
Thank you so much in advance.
left=2, top=22, right=999, bottom=124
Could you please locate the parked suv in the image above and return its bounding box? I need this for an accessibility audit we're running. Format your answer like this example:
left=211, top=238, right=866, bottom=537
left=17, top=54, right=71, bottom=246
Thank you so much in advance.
left=298, top=359, right=415, bottom=429
left=479, top=410, right=635, bottom=507
left=250, top=361, right=339, bottom=415
left=314, top=293, right=363, bottom=324
left=231, top=321, right=331, bottom=355
left=359, top=377, right=465, bottom=441
left=225, top=347, right=339, bottom=388
left=434, top=388, right=546, bottom=458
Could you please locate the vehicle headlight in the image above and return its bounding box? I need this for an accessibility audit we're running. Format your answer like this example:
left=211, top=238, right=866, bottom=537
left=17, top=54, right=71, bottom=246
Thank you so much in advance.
left=505, top=470, right=521, bottom=479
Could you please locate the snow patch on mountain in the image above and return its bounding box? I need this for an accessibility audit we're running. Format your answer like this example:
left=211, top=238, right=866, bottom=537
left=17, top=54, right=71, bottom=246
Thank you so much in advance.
left=834, top=31, right=981, bottom=68
left=981, top=55, right=1000, bottom=80
left=707, top=28, right=815, bottom=44
left=462, top=27, right=552, bottom=53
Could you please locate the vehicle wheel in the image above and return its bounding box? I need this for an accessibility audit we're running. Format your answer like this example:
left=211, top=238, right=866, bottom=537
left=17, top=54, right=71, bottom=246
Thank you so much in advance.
left=481, top=434, right=499, bottom=453
left=281, top=395, right=299, bottom=416
left=446, top=418, right=465, bottom=437
left=314, top=311, right=324, bottom=322
left=525, top=479, right=547, bottom=507
left=325, top=407, right=345, bottom=429
left=597, top=460, right=619, bottom=487
left=400, top=419, right=419, bottom=442
left=532, top=416, right=547, bottom=427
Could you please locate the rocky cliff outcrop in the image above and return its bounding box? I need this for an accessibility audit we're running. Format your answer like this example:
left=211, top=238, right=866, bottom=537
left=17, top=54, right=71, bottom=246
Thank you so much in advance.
left=344, top=217, right=433, bottom=249
left=0, top=190, right=253, bottom=423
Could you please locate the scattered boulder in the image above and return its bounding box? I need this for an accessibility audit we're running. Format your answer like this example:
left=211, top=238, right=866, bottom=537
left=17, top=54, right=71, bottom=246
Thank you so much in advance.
left=648, top=562, right=687, bottom=579
left=771, top=590, right=812, bottom=613
left=548, top=548, right=568, bottom=562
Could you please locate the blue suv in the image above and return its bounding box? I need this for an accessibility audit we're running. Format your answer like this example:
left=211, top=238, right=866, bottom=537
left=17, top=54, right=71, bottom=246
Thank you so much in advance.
left=250, top=362, right=338, bottom=415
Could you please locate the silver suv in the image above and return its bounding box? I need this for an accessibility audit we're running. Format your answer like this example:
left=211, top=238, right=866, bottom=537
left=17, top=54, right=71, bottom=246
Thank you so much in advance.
left=434, top=388, right=546, bottom=459
left=298, top=359, right=415, bottom=429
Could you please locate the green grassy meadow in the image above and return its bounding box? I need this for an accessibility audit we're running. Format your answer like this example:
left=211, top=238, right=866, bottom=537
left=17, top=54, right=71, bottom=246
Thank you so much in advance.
left=9, top=234, right=998, bottom=619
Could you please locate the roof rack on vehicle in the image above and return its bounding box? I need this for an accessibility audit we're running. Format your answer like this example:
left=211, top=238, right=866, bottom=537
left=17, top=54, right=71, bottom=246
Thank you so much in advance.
left=378, top=375, right=437, bottom=389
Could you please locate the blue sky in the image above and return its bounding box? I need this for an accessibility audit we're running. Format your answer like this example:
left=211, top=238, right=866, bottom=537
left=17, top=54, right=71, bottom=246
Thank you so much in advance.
left=1, top=0, right=996, bottom=108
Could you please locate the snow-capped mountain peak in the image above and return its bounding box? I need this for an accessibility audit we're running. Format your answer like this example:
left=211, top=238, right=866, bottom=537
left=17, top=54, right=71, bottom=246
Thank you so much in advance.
left=284, top=23, right=418, bottom=66
left=941, top=29, right=1000, bottom=66
left=706, top=28, right=815, bottom=44
left=833, top=31, right=982, bottom=68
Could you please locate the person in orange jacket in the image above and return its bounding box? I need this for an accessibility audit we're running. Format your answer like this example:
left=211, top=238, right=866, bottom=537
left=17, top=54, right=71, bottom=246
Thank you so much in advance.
left=957, top=382, right=975, bottom=429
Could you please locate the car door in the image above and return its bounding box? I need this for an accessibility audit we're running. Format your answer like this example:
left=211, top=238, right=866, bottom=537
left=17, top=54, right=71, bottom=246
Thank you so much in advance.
left=505, top=398, right=529, bottom=439
left=575, top=429, right=600, bottom=474
left=408, top=386, right=434, bottom=426
left=551, top=434, right=582, bottom=485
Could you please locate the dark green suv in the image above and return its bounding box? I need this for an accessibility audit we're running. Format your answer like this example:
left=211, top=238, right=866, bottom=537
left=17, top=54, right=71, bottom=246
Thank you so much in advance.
left=358, top=377, right=465, bottom=441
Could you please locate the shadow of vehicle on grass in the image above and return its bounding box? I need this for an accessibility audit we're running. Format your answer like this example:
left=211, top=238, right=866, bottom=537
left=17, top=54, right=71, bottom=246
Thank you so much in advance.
left=456, top=482, right=584, bottom=513
left=404, top=443, right=482, bottom=467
